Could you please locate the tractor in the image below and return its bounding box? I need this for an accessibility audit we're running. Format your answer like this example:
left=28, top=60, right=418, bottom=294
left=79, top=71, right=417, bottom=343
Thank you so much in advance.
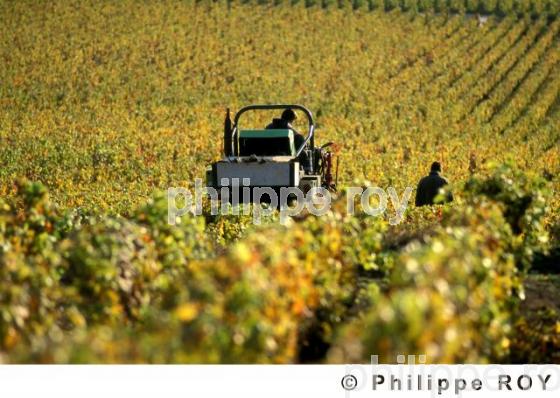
left=206, top=104, right=338, bottom=204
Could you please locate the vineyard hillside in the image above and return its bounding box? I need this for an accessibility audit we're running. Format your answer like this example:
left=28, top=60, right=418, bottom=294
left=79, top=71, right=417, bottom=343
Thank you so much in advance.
left=0, top=0, right=559, bottom=363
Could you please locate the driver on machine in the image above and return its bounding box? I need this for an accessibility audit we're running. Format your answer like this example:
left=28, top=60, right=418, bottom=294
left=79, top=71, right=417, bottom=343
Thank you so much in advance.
left=265, top=108, right=306, bottom=151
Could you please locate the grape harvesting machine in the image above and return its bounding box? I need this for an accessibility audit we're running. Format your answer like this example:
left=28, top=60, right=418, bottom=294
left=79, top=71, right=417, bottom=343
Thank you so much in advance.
left=206, top=104, right=338, bottom=203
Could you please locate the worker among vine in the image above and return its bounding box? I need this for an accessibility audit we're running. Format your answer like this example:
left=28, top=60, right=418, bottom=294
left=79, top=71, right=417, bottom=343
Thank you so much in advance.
left=415, top=162, right=454, bottom=206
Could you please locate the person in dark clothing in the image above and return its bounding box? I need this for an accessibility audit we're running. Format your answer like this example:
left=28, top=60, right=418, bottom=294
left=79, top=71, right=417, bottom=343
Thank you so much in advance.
left=415, top=162, right=453, bottom=206
left=266, top=108, right=306, bottom=151
left=266, top=108, right=296, bottom=129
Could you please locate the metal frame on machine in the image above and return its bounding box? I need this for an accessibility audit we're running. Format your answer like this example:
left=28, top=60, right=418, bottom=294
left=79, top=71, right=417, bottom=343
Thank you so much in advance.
left=229, top=104, right=315, bottom=158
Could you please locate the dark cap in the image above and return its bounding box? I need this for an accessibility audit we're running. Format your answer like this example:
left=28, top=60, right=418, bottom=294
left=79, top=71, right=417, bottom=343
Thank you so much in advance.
left=431, top=161, right=442, bottom=172
left=281, top=108, right=297, bottom=122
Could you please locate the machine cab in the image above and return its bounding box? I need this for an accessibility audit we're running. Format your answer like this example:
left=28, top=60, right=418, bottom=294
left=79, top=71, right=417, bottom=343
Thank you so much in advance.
left=238, top=129, right=295, bottom=158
